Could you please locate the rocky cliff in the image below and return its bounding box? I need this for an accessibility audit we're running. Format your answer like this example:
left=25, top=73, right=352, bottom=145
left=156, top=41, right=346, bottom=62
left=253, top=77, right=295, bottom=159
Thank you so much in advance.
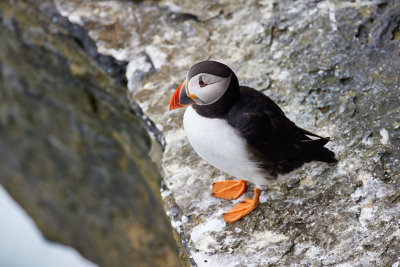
left=3, top=0, right=399, bottom=266
left=0, top=1, right=178, bottom=266
left=56, top=0, right=400, bottom=266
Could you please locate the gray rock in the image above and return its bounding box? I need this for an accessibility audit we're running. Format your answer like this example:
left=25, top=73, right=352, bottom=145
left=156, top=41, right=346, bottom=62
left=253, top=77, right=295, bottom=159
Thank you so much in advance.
left=56, top=0, right=400, bottom=266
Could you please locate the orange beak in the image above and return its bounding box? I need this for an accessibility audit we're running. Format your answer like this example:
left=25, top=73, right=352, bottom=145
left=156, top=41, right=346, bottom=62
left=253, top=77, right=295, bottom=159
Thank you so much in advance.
left=169, top=80, right=195, bottom=111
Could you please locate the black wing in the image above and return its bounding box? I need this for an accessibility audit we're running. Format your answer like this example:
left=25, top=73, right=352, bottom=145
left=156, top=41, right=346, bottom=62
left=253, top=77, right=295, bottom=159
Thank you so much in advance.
left=225, top=86, right=336, bottom=176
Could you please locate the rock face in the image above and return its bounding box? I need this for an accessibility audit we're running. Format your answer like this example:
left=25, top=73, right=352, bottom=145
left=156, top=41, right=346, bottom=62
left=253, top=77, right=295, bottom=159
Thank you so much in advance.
left=0, top=1, right=179, bottom=266
left=38, top=0, right=400, bottom=266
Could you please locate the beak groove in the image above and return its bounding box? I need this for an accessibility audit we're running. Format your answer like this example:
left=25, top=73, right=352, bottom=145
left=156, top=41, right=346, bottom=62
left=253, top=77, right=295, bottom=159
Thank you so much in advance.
left=169, top=80, right=195, bottom=111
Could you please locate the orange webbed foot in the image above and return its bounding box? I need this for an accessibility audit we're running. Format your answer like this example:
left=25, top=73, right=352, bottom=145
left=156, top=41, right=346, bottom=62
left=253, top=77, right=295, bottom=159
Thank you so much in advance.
left=211, top=180, right=247, bottom=200
left=223, top=187, right=261, bottom=223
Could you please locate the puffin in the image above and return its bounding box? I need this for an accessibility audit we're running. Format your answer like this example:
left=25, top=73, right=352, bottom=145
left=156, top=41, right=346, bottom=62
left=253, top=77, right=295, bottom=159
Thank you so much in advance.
left=169, top=60, right=337, bottom=223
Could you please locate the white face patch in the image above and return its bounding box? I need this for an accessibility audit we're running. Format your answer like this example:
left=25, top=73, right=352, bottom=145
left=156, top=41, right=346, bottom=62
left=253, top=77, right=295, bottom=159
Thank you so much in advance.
left=187, top=73, right=231, bottom=105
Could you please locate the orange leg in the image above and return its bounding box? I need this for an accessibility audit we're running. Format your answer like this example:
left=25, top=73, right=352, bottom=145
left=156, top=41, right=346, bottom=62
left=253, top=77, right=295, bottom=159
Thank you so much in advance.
left=223, top=186, right=261, bottom=223
left=211, top=180, right=247, bottom=200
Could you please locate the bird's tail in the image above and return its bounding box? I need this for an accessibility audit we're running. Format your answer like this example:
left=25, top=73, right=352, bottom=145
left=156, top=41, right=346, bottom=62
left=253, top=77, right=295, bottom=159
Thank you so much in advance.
left=301, top=137, right=338, bottom=163
left=310, top=146, right=337, bottom=163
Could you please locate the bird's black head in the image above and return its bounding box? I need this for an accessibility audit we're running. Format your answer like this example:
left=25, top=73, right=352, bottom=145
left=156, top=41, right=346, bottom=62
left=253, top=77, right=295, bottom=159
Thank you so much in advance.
left=187, top=60, right=232, bottom=81
left=169, top=60, right=240, bottom=117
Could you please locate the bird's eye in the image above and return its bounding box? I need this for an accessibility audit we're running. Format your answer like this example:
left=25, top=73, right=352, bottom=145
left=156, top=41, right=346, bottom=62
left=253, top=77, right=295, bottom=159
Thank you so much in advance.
left=199, top=77, right=207, bottom=87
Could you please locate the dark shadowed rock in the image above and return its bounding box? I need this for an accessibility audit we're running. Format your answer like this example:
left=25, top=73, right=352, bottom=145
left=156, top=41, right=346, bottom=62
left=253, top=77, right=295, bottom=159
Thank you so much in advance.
left=0, top=1, right=179, bottom=266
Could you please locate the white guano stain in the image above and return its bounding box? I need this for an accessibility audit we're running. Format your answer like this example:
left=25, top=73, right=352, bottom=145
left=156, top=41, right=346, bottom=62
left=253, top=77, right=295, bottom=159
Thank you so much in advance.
left=380, top=128, right=389, bottom=145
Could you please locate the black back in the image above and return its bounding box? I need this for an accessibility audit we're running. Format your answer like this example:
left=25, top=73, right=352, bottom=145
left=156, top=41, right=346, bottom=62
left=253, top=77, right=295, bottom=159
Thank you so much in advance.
left=225, top=87, right=337, bottom=177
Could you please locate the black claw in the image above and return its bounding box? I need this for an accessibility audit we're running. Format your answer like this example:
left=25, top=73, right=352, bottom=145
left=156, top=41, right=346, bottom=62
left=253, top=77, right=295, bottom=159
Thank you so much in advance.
left=211, top=193, right=215, bottom=196
left=222, top=213, right=225, bottom=216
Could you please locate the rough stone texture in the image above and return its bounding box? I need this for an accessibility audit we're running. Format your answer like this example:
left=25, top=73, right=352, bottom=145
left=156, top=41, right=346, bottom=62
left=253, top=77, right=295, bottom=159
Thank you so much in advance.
left=0, top=1, right=179, bottom=266
left=56, top=0, right=400, bottom=266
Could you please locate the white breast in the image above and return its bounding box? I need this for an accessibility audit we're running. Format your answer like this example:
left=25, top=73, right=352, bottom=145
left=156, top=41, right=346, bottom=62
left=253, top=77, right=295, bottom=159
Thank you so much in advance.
left=183, top=106, right=270, bottom=187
